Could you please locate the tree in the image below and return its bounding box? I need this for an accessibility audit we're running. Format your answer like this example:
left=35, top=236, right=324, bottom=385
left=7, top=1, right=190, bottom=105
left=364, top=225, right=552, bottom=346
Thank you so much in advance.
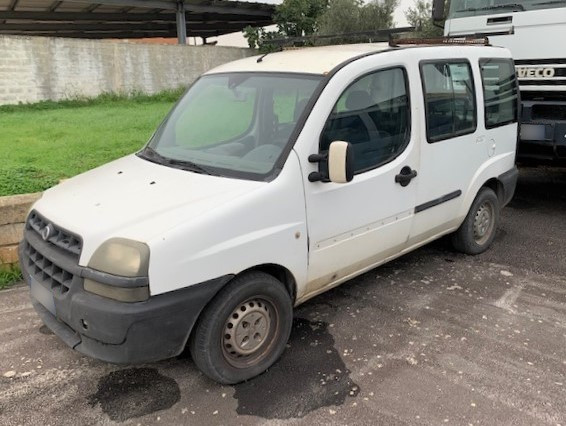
left=360, top=0, right=398, bottom=31
left=243, top=0, right=328, bottom=51
left=405, top=0, right=450, bottom=38
left=243, top=0, right=399, bottom=51
left=318, top=0, right=399, bottom=42
left=275, top=0, right=328, bottom=37
left=317, top=0, right=363, bottom=36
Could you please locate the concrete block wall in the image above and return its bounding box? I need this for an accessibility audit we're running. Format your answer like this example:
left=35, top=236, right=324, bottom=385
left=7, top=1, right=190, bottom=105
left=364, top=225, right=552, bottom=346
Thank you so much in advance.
left=0, top=193, right=42, bottom=270
left=0, top=35, right=254, bottom=105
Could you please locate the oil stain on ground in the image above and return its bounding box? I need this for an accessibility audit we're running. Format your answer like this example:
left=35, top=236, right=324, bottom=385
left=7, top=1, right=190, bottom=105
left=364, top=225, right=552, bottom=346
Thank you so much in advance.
left=88, top=367, right=180, bottom=422
left=233, top=318, right=359, bottom=419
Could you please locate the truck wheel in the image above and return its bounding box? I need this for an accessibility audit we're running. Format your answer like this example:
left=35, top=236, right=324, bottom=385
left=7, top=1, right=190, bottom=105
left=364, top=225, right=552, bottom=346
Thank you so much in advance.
left=189, top=271, right=293, bottom=384
left=452, top=187, right=500, bottom=255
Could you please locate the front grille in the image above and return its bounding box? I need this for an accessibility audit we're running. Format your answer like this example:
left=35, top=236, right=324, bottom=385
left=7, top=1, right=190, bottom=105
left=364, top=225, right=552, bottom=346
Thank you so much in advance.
left=27, top=211, right=82, bottom=257
left=532, top=104, right=566, bottom=121
left=24, top=242, right=75, bottom=295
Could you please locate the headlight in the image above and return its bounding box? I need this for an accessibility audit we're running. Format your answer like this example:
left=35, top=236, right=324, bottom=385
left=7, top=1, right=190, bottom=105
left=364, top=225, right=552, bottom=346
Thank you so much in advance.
left=88, top=238, right=149, bottom=277
left=85, top=238, right=150, bottom=302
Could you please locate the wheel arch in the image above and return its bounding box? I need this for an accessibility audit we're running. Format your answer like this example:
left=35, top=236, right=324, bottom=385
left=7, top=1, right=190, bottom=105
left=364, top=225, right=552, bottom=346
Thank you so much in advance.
left=241, top=264, right=297, bottom=305
left=482, top=177, right=505, bottom=205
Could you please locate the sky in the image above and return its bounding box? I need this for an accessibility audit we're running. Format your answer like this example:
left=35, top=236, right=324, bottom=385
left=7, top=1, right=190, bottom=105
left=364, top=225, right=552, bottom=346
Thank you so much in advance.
left=203, top=0, right=414, bottom=47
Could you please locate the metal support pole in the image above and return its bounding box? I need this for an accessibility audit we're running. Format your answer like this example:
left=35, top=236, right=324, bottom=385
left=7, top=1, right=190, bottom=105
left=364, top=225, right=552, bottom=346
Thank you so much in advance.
left=176, top=1, right=186, bottom=45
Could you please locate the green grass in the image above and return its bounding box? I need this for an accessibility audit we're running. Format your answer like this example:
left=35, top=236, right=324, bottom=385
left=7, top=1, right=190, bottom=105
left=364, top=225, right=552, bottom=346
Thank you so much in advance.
left=0, top=89, right=184, bottom=196
left=0, top=265, right=22, bottom=290
left=0, top=84, right=304, bottom=196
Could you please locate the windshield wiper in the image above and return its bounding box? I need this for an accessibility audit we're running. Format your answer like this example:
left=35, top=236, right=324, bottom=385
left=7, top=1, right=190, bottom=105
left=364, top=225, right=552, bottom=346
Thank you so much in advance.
left=140, top=147, right=218, bottom=176
left=458, top=3, right=525, bottom=12
left=166, top=158, right=219, bottom=176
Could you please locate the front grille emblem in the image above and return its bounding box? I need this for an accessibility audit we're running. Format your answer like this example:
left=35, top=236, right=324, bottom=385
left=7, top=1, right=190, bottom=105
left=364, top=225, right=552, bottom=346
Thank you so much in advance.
left=41, top=224, right=53, bottom=241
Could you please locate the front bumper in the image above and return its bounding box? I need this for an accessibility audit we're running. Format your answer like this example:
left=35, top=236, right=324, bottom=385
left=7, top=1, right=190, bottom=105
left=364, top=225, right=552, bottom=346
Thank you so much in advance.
left=19, top=234, right=231, bottom=364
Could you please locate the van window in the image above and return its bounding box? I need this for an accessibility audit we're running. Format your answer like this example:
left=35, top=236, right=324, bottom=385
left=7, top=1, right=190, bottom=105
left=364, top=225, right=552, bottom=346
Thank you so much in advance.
left=479, top=59, right=518, bottom=128
left=145, top=73, right=321, bottom=180
left=320, top=67, right=410, bottom=173
left=421, top=61, right=476, bottom=142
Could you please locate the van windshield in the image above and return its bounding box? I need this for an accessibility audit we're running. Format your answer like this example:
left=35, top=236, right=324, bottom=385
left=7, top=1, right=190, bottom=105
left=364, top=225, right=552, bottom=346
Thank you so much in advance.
left=448, top=0, right=566, bottom=19
left=141, top=73, right=322, bottom=180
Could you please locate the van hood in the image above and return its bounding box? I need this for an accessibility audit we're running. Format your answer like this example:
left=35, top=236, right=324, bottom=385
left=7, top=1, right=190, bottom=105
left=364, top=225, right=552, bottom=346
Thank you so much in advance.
left=33, top=154, right=263, bottom=264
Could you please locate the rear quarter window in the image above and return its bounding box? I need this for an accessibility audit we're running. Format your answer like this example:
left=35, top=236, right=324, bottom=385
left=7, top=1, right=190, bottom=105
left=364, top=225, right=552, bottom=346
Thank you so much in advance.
left=479, top=58, right=519, bottom=128
left=421, top=60, right=477, bottom=143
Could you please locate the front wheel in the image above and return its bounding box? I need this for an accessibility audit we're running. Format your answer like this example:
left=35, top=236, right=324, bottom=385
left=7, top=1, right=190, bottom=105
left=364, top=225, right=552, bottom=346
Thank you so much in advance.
left=452, top=187, right=500, bottom=255
left=189, top=271, right=293, bottom=384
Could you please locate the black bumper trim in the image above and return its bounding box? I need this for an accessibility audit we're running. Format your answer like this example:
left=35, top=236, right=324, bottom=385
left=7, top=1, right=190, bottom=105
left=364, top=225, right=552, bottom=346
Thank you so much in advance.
left=25, top=257, right=234, bottom=363
left=32, top=300, right=81, bottom=349
left=498, top=166, right=519, bottom=207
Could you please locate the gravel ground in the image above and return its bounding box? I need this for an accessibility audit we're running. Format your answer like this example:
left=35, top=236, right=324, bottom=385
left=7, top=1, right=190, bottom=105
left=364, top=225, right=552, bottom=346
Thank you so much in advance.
left=0, top=167, right=565, bottom=426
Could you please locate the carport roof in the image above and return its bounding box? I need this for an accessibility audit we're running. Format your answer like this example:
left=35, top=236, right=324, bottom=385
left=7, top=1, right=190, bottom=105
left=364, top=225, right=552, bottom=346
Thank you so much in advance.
left=0, top=0, right=274, bottom=40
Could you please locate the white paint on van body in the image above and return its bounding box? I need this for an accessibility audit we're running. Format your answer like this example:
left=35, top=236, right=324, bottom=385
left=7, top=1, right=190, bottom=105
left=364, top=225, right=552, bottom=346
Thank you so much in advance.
left=32, top=44, right=517, bottom=304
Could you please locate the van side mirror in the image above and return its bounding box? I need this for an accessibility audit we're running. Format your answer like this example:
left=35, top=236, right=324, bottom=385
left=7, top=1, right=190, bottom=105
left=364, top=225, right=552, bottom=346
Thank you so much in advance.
left=432, top=0, right=445, bottom=21
left=308, top=141, right=354, bottom=183
left=328, top=141, right=354, bottom=183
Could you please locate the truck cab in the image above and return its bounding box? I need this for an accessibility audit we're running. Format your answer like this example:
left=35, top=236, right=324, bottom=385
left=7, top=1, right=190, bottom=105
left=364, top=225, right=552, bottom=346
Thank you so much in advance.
left=438, top=0, right=566, bottom=163
left=20, top=42, right=519, bottom=384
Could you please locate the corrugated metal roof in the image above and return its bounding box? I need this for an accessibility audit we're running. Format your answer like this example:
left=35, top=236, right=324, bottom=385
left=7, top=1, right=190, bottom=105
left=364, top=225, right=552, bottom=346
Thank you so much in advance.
left=0, top=0, right=274, bottom=39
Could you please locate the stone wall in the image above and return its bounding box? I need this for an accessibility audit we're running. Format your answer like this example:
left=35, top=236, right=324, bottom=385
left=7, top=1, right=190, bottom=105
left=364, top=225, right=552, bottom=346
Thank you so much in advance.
left=0, top=193, right=42, bottom=270
left=0, top=35, right=253, bottom=105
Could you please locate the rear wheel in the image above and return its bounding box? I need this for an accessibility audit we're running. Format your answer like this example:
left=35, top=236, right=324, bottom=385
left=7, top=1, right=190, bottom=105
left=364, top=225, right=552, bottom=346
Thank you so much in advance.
left=452, top=187, right=500, bottom=255
left=189, top=271, right=293, bottom=384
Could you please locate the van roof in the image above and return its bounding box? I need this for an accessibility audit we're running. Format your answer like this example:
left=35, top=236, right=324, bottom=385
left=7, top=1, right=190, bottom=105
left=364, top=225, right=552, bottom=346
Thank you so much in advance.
left=206, top=43, right=509, bottom=76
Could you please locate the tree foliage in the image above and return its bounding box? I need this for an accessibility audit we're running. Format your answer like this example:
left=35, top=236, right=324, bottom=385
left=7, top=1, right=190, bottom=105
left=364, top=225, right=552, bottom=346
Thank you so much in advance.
left=243, top=0, right=328, bottom=51
left=318, top=0, right=398, bottom=37
left=275, top=0, right=328, bottom=37
left=243, top=0, right=399, bottom=51
left=405, top=0, right=450, bottom=38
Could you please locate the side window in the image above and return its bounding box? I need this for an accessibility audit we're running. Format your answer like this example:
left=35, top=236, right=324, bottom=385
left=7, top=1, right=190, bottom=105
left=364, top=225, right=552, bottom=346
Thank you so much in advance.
left=480, top=58, right=518, bottom=128
left=320, top=67, right=411, bottom=173
left=421, top=61, right=476, bottom=142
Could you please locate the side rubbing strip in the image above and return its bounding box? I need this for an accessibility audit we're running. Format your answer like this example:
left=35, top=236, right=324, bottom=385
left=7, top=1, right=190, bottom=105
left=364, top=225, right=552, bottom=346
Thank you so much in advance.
left=415, top=190, right=462, bottom=213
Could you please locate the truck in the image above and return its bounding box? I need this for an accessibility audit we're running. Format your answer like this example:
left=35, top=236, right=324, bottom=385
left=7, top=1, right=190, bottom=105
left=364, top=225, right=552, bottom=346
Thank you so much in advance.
left=433, top=0, right=566, bottom=164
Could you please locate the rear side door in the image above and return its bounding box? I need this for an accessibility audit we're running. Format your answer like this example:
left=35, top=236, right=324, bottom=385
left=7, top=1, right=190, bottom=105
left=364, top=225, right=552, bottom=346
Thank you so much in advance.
left=300, top=63, right=420, bottom=298
left=478, top=58, right=520, bottom=161
left=409, top=59, right=480, bottom=244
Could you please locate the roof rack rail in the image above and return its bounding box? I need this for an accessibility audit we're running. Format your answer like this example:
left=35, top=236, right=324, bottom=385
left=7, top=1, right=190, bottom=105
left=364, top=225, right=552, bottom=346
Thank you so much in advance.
left=389, top=36, right=490, bottom=47
left=268, top=27, right=416, bottom=47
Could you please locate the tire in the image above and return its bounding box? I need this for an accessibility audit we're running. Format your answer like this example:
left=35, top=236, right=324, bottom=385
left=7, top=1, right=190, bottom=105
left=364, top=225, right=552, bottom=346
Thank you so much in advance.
left=189, top=271, right=293, bottom=384
left=452, top=187, right=500, bottom=255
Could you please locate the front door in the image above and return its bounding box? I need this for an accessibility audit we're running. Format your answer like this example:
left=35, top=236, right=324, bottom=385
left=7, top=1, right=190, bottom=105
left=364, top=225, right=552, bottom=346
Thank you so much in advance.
left=302, top=66, right=420, bottom=297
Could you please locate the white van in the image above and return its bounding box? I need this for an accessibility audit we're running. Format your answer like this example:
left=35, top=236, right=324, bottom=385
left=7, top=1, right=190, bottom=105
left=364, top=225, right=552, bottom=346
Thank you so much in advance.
left=20, top=42, right=519, bottom=384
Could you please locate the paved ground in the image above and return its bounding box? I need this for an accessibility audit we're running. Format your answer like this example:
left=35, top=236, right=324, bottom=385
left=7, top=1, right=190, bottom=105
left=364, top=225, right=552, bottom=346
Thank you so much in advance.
left=1, top=167, right=565, bottom=426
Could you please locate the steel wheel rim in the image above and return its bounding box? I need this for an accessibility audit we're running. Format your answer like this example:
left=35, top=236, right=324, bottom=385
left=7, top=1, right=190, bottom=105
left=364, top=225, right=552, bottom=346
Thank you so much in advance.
left=473, top=200, right=495, bottom=245
left=222, top=298, right=278, bottom=368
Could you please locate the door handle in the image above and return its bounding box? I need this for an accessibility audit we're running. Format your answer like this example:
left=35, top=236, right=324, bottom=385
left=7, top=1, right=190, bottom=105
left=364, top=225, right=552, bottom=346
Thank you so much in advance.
left=395, top=166, right=418, bottom=187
